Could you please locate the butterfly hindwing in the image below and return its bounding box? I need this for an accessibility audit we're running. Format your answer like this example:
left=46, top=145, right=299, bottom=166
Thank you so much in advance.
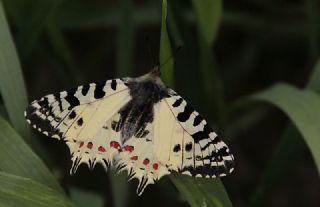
left=159, top=89, right=234, bottom=177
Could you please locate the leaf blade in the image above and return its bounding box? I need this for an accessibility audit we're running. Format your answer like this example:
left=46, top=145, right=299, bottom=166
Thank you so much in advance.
left=0, top=172, right=76, bottom=207
left=159, top=1, right=233, bottom=206
left=191, top=0, right=222, bottom=44
left=0, top=1, right=29, bottom=138
left=252, top=83, right=320, bottom=174
left=159, top=0, right=174, bottom=87
left=0, top=114, right=63, bottom=192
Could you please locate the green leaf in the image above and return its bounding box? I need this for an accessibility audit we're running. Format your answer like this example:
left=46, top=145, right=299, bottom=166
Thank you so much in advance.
left=0, top=172, right=76, bottom=207
left=108, top=171, right=128, bottom=207
left=250, top=126, right=305, bottom=206
left=70, top=188, right=104, bottom=207
left=159, top=1, right=232, bottom=206
left=159, top=0, right=174, bottom=87
left=0, top=1, right=30, bottom=138
left=252, top=83, right=320, bottom=174
left=250, top=60, right=320, bottom=206
left=191, top=0, right=227, bottom=128
left=0, top=114, right=63, bottom=192
left=307, top=59, right=320, bottom=93
left=116, top=0, right=134, bottom=77
left=16, top=0, right=63, bottom=59
left=191, top=0, right=222, bottom=44
left=171, top=173, right=233, bottom=207
left=0, top=103, right=8, bottom=119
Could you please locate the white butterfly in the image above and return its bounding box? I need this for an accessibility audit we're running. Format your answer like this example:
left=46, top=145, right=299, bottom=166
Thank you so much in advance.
left=25, top=67, right=234, bottom=195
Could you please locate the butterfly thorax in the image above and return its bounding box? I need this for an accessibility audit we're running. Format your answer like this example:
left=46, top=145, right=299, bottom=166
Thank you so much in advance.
left=117, top=72, right=169, bottom=144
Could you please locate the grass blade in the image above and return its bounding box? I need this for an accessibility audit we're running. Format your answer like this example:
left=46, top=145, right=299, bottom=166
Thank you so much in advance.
left=116, top=0, right=134, bottom=77
left=160, top=1, right=232, bottom=206
left=0, top=114, right=63, bottom=192
left=250, top=60, right=320, bottom=206
left=191, top=0, right=227, bottom=129
left=159, top=0, right=173, bottom=87
left=250, top=126, right=304, bottom=206
left=252, top=83, right=320, bottom=174
left=70, top=188, right=104, bottom=207
left=171, top=173, right=232, bottom=207
left=191, top=0, right=222, bottom=44
left=307, top=59, right=320, bottom=93
left=109, top=1, right=135, bottom=206
left=16, top=0, right=63, bottom=59
left=0, top=1, right=30, bottom=139
left=0, top=172, right=76, bottom=207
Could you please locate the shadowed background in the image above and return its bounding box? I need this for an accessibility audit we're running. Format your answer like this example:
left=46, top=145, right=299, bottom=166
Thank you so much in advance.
left=0, top=0, right=319, bottom=207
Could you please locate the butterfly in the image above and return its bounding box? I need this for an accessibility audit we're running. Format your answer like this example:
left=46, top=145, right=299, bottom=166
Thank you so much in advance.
left=24, top=67, right=234, bottom=195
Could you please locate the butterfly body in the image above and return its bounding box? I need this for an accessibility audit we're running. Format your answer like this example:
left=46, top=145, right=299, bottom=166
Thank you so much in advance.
left=118, top=71, right=169, bottom=144
left=25, top=68, right=234, bottom=195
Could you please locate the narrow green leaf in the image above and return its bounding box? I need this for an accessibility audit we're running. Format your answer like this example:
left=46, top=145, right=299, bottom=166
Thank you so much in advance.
left=70, top=188, right=104, bottom=207
left=307, top=59, right=320, bottom=93
left=252, top=83, right=320, bottom=174
left=250, top=59, right=320, bottom=206
left=46, top=15, right=83, bottom=84
left=0, top=1, right=30, bottom=138
left=0, top=103, right=8, bottom=118
left=159, top=0, right=174, bottom=87
left=250, top=126, right=304, bottom=206
left=171, top=173, right=232, bottom=207
left=109, top=1, right=134, bottom=206
left=0, top=115, right=63, bottom=192
left=305, top=0, right=320, bottom=59
left=191, top=0, right=226, bottom=128
left=159, top=1, right=232, bottom=206
left=108, top=172, right=128, bottom=207
left=16, top=0, right=63, bottom=59
left=191, top=0, right=222, bottom=44
left=0, top=172, right=76, bottom=207
left=116, top=0, right=134, bottom=77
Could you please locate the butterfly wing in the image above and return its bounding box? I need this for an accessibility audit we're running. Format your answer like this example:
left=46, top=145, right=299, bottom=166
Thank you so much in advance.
left=25, top=78, right=131, bottom=170
left=115, top=89, right=234, bottom=195
left=158, top=89, right=235, bottom=177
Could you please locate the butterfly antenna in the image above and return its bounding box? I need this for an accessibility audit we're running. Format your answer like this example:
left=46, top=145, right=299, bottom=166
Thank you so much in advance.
left=159, top=46, right=182, bottom=69
left=151, top=46, right=182, bottom=76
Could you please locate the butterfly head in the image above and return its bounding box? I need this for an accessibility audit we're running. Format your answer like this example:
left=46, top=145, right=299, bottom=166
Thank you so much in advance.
left=135, top=66, right=164, bottom=87
left=149, top=66, right=161, bottom=77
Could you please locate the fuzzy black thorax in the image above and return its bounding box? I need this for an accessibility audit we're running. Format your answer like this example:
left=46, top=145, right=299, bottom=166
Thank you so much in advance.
left=117, top=73, right=170, bottom=144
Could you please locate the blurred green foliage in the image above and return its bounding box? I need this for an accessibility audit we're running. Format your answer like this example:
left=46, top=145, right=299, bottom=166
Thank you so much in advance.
left=0, top=0, right=319, bottom=207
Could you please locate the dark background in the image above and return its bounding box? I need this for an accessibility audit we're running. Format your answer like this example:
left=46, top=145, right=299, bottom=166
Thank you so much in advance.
left=2, top=0, right=320, bottom=206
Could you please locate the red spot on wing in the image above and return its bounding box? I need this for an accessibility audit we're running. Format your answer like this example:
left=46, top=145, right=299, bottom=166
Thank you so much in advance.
left=98, top=146, right=106, bottom=152
left=153, top=163, right=158, bottom=170
left=124, top=145, right=134, bottom=152
left=143, top=159, right=150, bottom=165
left=87, top=142, right=93, bottom=149
left=110, top=141, right=120, bottom=149
left=131, top=156, right=138, bottom=160
left=79, top=142, right=84, bottom=148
